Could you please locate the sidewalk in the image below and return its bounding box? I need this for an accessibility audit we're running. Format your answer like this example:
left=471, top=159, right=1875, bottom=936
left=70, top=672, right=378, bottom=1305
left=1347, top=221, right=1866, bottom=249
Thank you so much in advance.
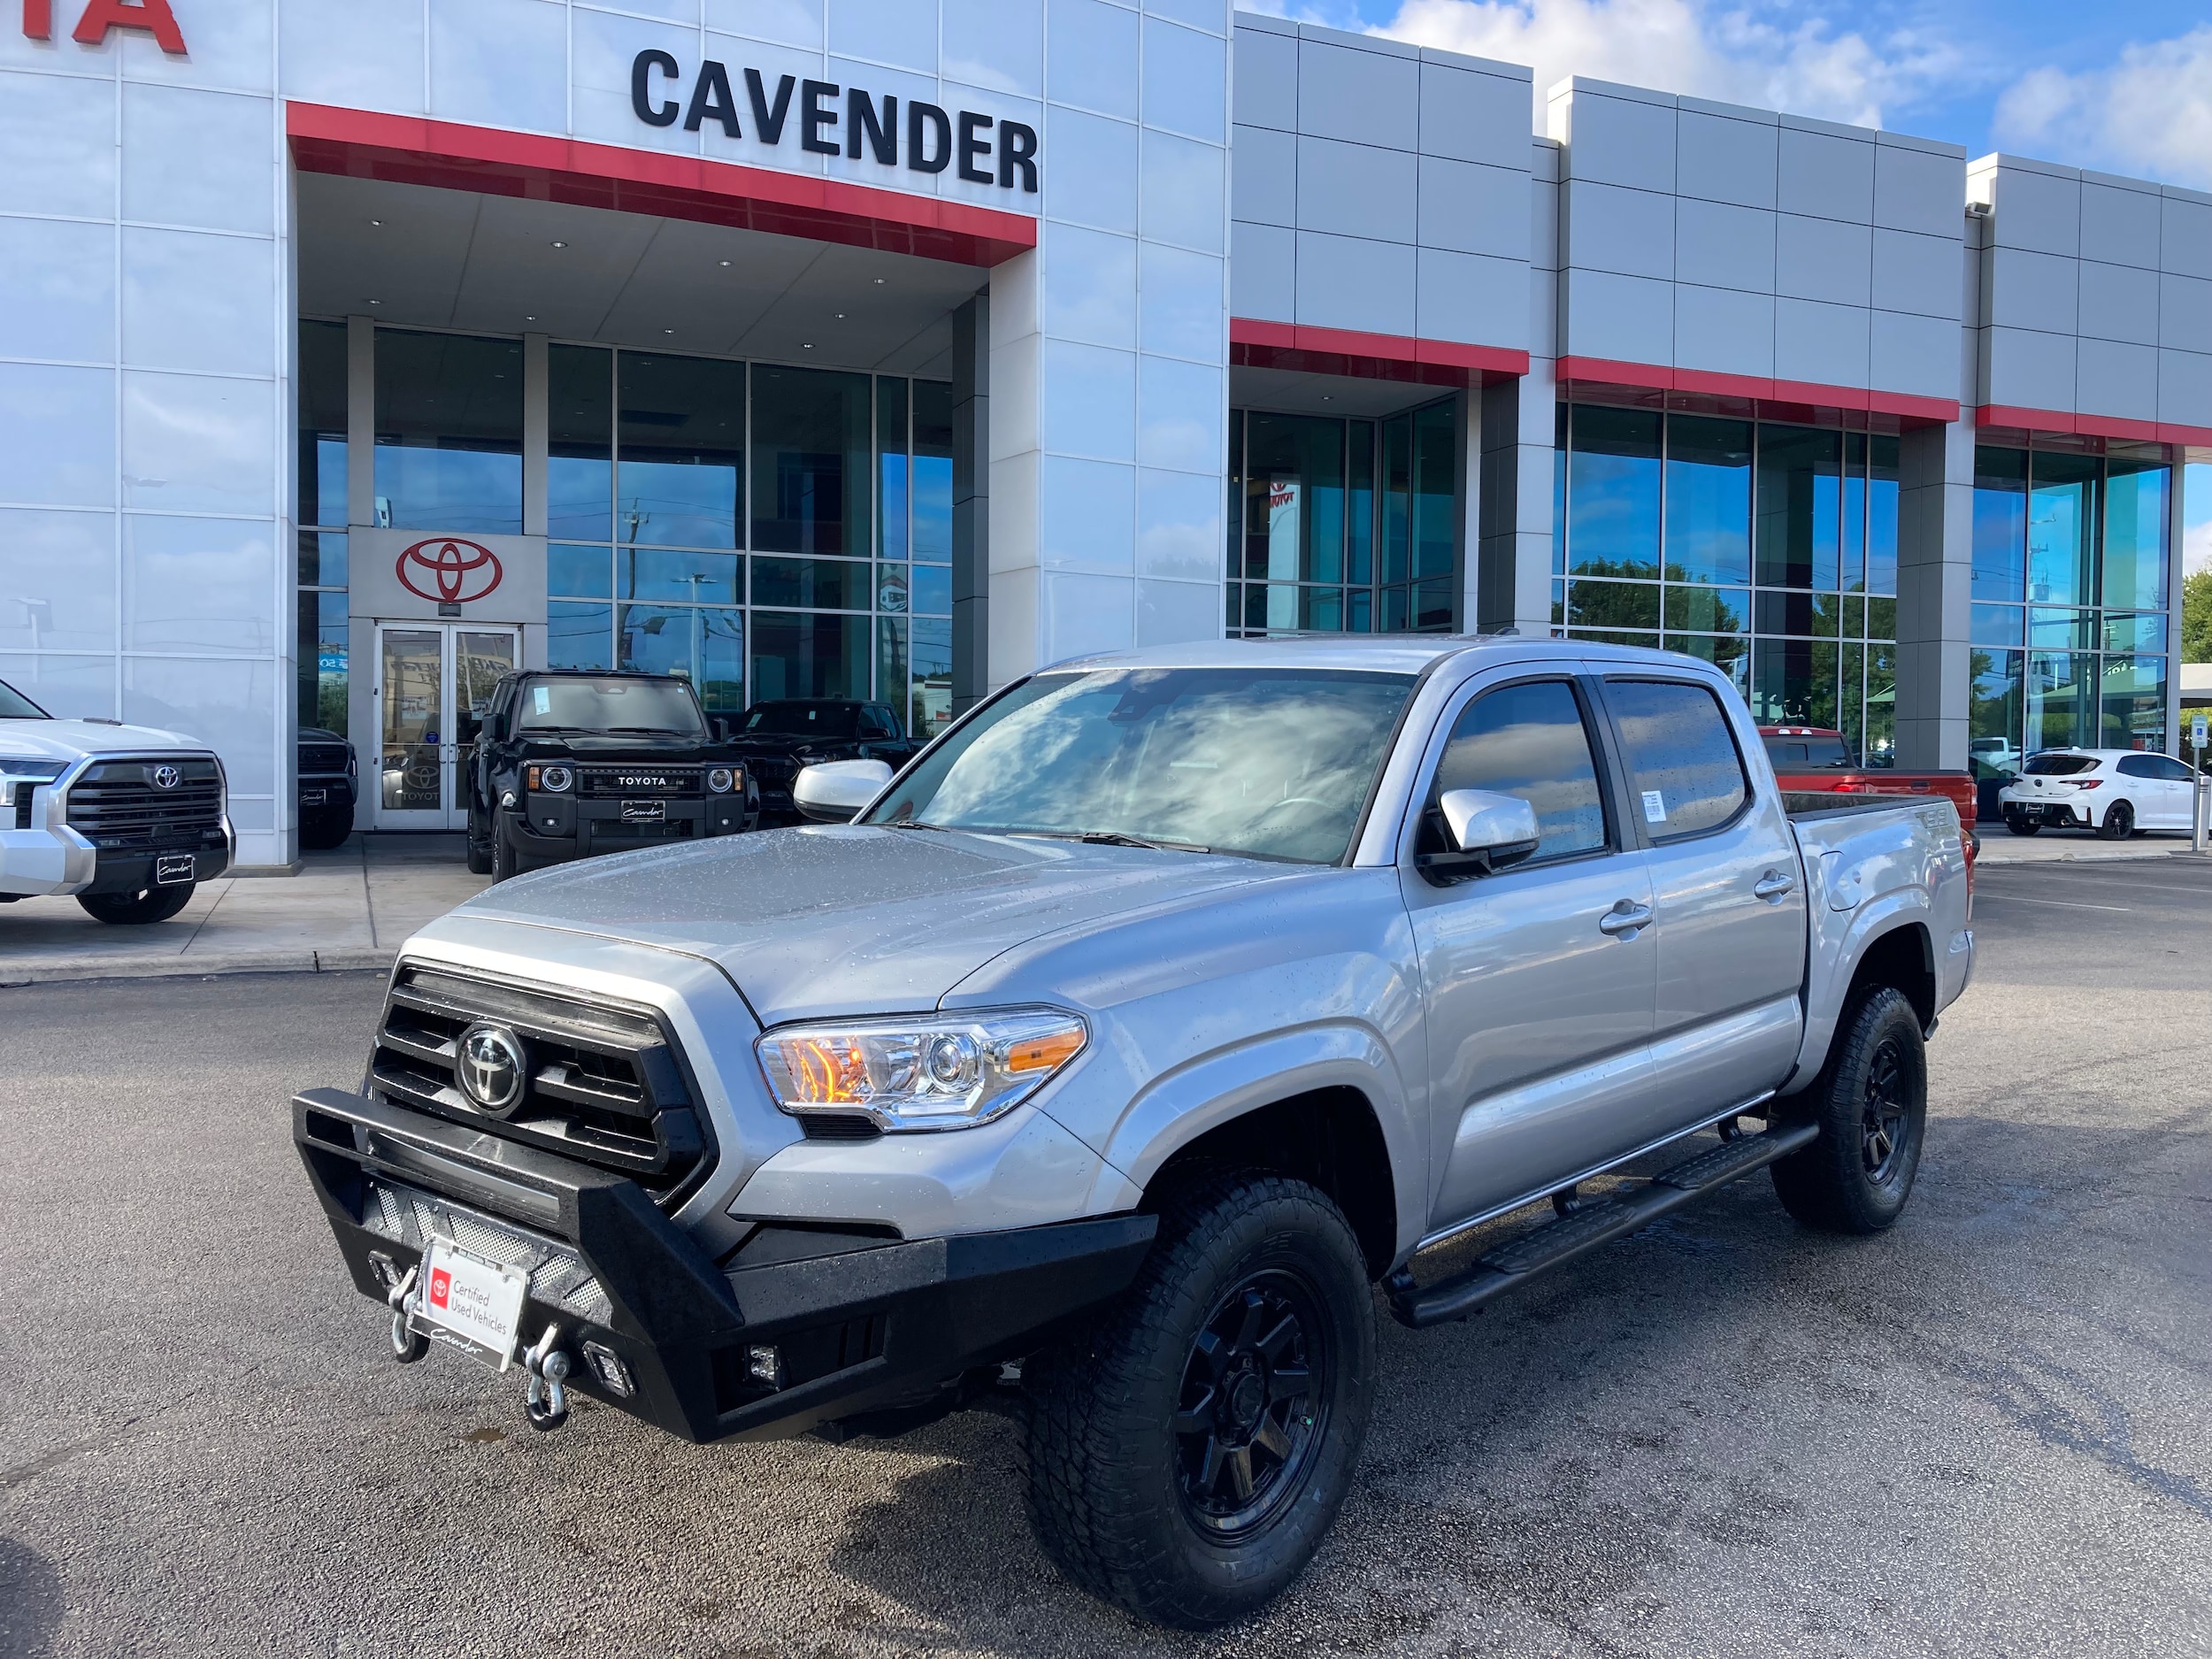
left=1973, top=826, right=2207, bottom=864
left=0, top=834, right=494, bottom=987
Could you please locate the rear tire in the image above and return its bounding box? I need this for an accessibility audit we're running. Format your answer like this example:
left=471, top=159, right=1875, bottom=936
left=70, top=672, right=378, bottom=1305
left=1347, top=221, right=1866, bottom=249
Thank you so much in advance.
left=2002, top=810, right=2039, bottom=836
left=1771, top=986, right=1928, bottom=1234
left=77, top=882, right=195, bottom=926
left=2095, top=799, right=2133, bottom=840
left=1024, top=1172, right=1376, bottom=1629
left=491, top=824, right=519, bottom=882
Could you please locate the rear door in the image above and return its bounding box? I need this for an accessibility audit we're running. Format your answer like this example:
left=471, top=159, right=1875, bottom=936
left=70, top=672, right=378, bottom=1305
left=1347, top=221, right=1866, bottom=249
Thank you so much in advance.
left=1595, top=674, right=1807, bottom=1123
left=1404, top=670, right=1660, bottom=1227
left=2116, top=755, right=2184, bottom=826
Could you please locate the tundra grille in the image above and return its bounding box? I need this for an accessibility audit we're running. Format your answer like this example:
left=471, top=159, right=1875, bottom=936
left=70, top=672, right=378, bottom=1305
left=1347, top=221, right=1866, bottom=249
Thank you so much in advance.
left=64, top=758, right=224, bottom=849
left=368, top=964, right=716, bottom=1208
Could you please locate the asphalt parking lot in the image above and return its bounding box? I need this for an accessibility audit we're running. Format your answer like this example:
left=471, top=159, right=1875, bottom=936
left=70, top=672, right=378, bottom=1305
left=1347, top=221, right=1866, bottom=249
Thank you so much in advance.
left=3, top=858, right=2209, bottom=1658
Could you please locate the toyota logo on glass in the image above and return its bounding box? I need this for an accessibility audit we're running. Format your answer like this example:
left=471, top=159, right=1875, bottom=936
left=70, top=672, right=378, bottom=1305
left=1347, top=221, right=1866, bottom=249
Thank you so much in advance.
left=397, top=539, right=504, bottom=606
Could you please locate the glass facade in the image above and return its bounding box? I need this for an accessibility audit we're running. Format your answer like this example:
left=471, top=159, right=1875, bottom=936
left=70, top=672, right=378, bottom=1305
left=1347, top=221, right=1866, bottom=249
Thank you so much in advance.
left=1225, top=402, right=1458, bottom=636
left=1969, top=442, right=2171, bottom=777
left=296, top=319, right=349, bottom=734
left=1553, top=404, right=1901, bottom=763
left=544, top=348, right=954, bottom=739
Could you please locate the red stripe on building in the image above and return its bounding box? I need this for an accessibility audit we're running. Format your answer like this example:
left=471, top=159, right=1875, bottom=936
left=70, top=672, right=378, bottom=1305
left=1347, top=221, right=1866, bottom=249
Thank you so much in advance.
left=1976, top=403, right=2212, bottom=449
left=285, top=103, right=1038, bottom=268
left=1231, top=318, right=1528, bottom=387
left=1556, top=356, right=1960, bottom=426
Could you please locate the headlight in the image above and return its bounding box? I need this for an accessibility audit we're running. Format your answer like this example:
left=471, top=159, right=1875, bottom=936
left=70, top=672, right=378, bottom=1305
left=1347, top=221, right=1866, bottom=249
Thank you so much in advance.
left=527, top=763, right=572, bottom=793
left=756, top=1008, right=1088, bottom=1132
left=0, top=758, right=66, bottom=804
left=707, top=766, right=735, bottom=794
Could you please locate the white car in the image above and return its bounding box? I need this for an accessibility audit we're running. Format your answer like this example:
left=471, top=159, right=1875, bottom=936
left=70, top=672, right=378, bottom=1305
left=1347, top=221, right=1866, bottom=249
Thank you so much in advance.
left=0, top=677, right=234, bottom=922
left=1998, top=748, right=2201, bottom=839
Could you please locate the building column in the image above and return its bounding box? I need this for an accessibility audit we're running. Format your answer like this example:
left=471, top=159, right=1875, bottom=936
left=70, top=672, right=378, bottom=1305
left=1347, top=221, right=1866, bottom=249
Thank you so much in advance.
left=346, top=315, right=375, bottom=529
left=522, top=333, right=549, bottom=540
left=984, top=253, right=1039, bottom=695
left=1894, top=419, right=1974, bottom=772
left=1454, top=389, right=1479, bottom=632
left=951, top=291, right=992, bottom=712
left=1477, top=364, right=1558, bottom=635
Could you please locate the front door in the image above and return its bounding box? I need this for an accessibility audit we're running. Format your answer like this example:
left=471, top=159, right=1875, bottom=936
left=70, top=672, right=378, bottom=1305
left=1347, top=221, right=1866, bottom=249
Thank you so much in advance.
left=373, top=623, right=518, bottom=829
left=1404, top=672, right=1661, bottom=1230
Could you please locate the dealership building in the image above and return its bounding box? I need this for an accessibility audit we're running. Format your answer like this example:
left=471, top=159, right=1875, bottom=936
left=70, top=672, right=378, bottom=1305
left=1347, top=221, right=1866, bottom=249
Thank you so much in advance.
left=2, top=0, right=2205, bottom=869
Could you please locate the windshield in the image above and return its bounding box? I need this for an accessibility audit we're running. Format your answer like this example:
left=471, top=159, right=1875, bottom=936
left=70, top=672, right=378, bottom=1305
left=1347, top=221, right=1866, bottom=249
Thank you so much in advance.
left=1762, top=733, right=1854, bottom=770
left=862, top=668, right=1417, bottom=864
left=0, top=680, right=50, bottom=719
left=513, top=677, right=706, bottom=736
left=2023, top=753, right=2099, bottom=776
left=742, top=701, right=862, bottom=738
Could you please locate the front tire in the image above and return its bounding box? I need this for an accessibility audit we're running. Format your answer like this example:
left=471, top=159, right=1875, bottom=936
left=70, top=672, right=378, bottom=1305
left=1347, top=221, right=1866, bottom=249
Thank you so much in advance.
left=299, top=810, right=351, bottom=851
left=2095, top=798, right=2133, bottom=840
left=491, top=823, right=519, bottom=882
left=78, top=882, right=195, bottom=926
left=1024, top=1172, right=1376, bottom=1629
left=1771, top=986, right=1928, bottom=1234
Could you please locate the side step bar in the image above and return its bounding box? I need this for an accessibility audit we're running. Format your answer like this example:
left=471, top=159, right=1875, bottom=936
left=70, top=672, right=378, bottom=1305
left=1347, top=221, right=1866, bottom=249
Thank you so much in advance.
left=1386, top=1121, right=1819, bottom=1329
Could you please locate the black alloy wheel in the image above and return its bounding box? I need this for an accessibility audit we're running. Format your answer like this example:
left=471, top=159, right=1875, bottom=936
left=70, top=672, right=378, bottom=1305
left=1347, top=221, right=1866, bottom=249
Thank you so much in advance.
left=1771, top=985, right=1928, bottom=1234
left=1859, top=1037, right=1911, bottom=1183
left=1173, top=1273, right=1328, bottom=1540
left=2096, top=798, right=2133, bottom=840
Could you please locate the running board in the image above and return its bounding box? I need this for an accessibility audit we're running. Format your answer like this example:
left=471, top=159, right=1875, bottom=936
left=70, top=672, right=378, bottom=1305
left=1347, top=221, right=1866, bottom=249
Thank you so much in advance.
left=1387, top=1121, right=1819, bottom=1329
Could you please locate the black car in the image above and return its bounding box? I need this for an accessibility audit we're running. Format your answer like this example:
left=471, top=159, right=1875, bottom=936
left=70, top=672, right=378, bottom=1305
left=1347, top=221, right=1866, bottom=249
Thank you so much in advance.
left=465, top=671, right=759, bottom=879
left=726, top=699, right=925, bottom=820
left=298, top=726, right=357, bottom=851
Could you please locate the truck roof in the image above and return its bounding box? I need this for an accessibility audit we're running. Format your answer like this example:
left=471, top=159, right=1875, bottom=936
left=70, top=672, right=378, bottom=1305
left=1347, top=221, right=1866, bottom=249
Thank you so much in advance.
left=1043, top=634, right=1694, bottom=677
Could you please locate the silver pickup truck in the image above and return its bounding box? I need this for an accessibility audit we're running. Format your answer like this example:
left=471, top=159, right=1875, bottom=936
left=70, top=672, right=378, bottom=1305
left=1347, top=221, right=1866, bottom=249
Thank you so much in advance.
left=294, top=637, right=1973, bottom=1627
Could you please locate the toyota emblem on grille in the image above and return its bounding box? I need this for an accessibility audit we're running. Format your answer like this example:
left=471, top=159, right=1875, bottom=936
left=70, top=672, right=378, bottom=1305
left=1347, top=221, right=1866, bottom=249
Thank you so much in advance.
left=457, top=1023, right=528, bottom=1115
left=150, top=764, right=181, bottom=790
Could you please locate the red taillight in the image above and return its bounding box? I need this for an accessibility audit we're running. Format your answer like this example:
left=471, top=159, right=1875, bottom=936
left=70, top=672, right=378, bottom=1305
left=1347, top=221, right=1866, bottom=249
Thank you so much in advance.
left=2074, top=780, right=2101, bottom=790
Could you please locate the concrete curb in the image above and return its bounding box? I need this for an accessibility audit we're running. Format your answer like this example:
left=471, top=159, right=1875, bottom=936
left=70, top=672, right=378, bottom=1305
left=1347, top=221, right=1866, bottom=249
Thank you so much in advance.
left=1976, top=847, right=2202, bottom=866
left=0, top=947, right=395, bottom=988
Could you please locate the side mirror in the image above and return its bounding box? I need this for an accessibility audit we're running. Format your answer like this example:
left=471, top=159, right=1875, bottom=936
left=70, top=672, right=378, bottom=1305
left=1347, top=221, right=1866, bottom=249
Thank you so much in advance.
left=1417, top=788, right=1541, bottom=883
left=711, top=717, right=732, bottom=741
left=793, top=758, right=893, bottom=824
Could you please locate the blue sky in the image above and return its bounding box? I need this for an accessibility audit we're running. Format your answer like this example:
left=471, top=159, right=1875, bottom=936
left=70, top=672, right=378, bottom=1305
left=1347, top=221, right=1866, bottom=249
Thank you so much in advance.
left=1249, top=0, right=2212, bottom=193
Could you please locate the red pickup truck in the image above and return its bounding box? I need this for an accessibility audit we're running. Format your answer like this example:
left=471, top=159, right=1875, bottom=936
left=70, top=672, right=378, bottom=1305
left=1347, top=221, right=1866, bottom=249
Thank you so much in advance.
left=1759, top=726, right=1980, bottom=853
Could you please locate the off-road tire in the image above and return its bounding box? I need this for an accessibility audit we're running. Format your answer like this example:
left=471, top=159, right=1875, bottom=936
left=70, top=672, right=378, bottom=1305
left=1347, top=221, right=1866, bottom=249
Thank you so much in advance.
left=1771, top=986, right=1928, bottom=1233
left=1023, top=1172, right=1376, bottom=1629
left=77, top=882, right=195, bottom=926
left=491, top=823, right=519, bottom=882
left=2095, top=799, right=2133, bottom=841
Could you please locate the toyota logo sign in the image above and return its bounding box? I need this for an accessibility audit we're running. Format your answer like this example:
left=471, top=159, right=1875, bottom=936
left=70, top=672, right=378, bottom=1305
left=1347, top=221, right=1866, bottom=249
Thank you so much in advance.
left=396, top=537, right=504, bottom=605
left=457, top=1022, right=528, bottom=1115
left=150, top=764, right=180, bottom=790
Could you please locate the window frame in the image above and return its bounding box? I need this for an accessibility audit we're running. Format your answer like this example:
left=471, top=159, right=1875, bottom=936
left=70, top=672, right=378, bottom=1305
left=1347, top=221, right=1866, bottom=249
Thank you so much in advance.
left=1593, top=673, right=1758, bottom=848
left=1405, top=671, right=1624, bottom=878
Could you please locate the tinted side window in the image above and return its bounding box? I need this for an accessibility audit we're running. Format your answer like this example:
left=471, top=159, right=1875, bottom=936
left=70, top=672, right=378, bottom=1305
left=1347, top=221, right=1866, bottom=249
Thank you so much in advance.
left=1606, top=680, right=1749, bottom=839
left=2116, top=755, right=2155, bottom=778
left=1427, top=680, right=1608, bottom=862
left=2165, top=757, right=2200, bottom=781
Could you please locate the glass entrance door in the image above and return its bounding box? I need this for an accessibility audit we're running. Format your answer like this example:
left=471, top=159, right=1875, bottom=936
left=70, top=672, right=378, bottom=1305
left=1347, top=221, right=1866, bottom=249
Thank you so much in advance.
left=374, top=623, right=518, bottom=829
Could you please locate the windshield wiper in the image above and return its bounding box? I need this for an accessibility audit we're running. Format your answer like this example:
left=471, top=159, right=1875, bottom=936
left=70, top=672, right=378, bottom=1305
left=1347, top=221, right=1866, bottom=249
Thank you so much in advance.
left=1010, top=829, right=1213, bottom=855
left=602, top=726, right=696, bottom=735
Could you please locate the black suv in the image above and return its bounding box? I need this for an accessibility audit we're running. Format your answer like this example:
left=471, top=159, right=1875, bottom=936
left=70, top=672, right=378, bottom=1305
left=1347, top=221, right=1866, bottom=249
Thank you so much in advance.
left=298, top=727, right=357, bottom=850
left=465, top=671, right=759, bottom=879
left=726, top=699, right=925, bottom=821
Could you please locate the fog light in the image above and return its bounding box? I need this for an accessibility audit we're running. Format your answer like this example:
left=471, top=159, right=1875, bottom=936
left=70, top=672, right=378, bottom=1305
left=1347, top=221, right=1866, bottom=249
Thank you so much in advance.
left=580, top=1340, right=634, bottom=1398
left=748, top=1344, right=784, bottom=1388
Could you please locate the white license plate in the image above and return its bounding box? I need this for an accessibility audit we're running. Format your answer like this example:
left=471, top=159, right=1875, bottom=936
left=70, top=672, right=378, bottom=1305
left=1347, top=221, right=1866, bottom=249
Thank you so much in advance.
left=414, top=1236, right=529, bottom=1367
left=154, top=853, right=195, bottom=886
left=621, top=799, right=666, bottom=822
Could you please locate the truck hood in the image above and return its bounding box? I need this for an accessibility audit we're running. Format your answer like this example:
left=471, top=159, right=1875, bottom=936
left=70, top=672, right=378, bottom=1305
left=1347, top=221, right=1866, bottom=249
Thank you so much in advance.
left=0, top=719, right=210, bottom=762
left=429, top=824, right=1300, bottom=1026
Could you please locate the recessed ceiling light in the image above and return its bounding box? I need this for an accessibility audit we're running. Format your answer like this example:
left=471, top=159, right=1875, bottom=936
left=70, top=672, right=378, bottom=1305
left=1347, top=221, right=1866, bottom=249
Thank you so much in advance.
left=525, top=315, right=537, bottom=322
left=551, top=240, right=568, bottom=249
left=365, top=298, right=381, bottom=305
left=663, top=328, right=674, bottom=334
left=370, top=219, right=383, bottom=227
left=873, top=278, right=885, bottom=284
left=719, top=260, right=732, bottom=267
left=835, top=312, right=845, bottom=319
left=802, top=342, right=813, bottom=349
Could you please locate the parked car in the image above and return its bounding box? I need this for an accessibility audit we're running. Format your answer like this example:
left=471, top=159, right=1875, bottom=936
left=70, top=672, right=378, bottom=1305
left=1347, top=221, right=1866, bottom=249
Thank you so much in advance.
left=0, top=676, right=233, bottom=923
left=725, top=698, right=924, bottom=821
left=298, top=726, right=357, bottom=851
left=1759, top=726, right=1979, bottom=843
left=294, top=638, right=1972, bottom=1629
left=464, top=670, right=759, bottom=879
left=1998, top=747, right=2202, bottom=838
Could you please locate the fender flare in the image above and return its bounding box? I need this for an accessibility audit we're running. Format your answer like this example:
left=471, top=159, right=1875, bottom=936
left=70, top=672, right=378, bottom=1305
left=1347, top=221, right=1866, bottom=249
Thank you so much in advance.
left=1787, top=898, right=1933, bottom=1094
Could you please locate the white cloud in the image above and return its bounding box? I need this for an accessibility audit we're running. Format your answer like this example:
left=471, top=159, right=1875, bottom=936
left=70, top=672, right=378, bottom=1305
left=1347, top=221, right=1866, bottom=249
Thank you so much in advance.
left=1370, top=0, right=1962, bottom=131
left=1994, top=29, right=2212, bottom=190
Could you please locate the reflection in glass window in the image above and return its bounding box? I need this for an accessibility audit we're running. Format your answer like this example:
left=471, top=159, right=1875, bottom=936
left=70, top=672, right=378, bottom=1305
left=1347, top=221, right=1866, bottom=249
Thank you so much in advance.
left=1972, top=445, right=2028, bottom=601
left=1430, top=680, right=1607, bottom=861
left=1348, top=418, right=1375, bottom=587
left=1606, top=679, right=1749, bottom=836
left=616, top=605, right=744, bottom=711
left=619, top=354, right=744, bottom=549
left=1245, top=413, right=1345, bottom=587
left=910, top=616, right=952, bottom=739
left=549, top=344, right=612, bottom=541
left=548, top=602, right=613, bottom=671
left=1568, top=580, right=1659, bottom=632
left=751, top=610, right=870, bottom=702
left=1663, top=417, right=1751, bottom=585
left=1970, top=649, right=2024, bottom=777
left=1413, top=404, right=1456, bottom=585
left=875, top=618, right=907, bottom=733
left=1755, top=425, right=1840, bottom=590
left=912, top=380, right=953, bottom=565
left=299, top=319, right=348, bottom=529
left=549, top=542, right=612, bottom=599
left=1866, top=434, right=1900, bottom=595
left=752, top=365, right=870, bottom=556
left=2025, top=649, right=2089, bottom=750
left=1970, top=603, right=2024, bottom=648
left=877, top=376, right=909, bottom=561
left=2099, top=655, right=2166, bottom=750
left=1753, top=638, right=1839, bottom=729
left=620, top=547, right=739, bottom=605
left=2028, top=450, right=2098, bottom=606
left=373, top=330, right=523, bottom=534
left=297, top=529, right=347, bottom=588
left=910, top=563, right=951, bottom=617
left=296, top=589, right=348, bottom=732
left=2103, top=457, right=2169, bottom=611
left=1567, top=405, right=1661, bottom=578
left=750, top=556, right=866, bottom=611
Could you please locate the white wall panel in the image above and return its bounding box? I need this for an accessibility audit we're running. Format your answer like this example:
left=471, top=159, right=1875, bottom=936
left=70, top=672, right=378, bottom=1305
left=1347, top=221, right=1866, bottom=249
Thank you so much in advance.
left=120, top=372, right=276, bottom=518
left=1231, top=123, right=1296, bottom=227
left=1047, top=109, right=1140, bottom=234
left=1294, top=230, right=1414, bottom=334
left=121, top=229, right=279, bottom=379
left=1672, top=197, right=1772, bottom=294
left=431, top=0, right=570, bottom=134
left=0, top=509, right=117, bottom=654
left=829, top=0, right=938, bottom=73
left=0, top=218, right=113, bottom=364
left=123, top=515, right=278, bottom=657
left=1049, top=0, right=1139, bottom=118
left=0, top=70, right=117, bottom=219
left=2078, top=261, right=2159, bottom=348
left=945, top=0, right=1046, bottom=97
left=1135, top=576, right=1219, bottom=644
left=1773, top=296, right=1868, bottom=387
left=2078, top=180, right=2160, bottom=270
left=1042, top=224, right=1138, bottom=349
left=1983, top=326, right=2075, bottom=411
left=1040, top=339, right=1137, bottom=460
left=1418, top=157, right=1529, bottom=261
left=1869, top=310, right=1960, bottom=402
left=2158, top=348, right=2212, bottom=427
left=1675, top=110, right=1775, bottom=210
left=705, top=0, right=824, bottom=51
left=1560, top=268, right=1671, bottom=363
left=123, top=88, right=277, bottom=235
left=1037, top=454, right=1134, bottom=571
left=1230, top=220, right=1294, bottom=320
left=1140, top=243, right=1224, bottom=361
left=1297, top=39, right=1417, bottom=153
left=1142, top=18, right=1225, bottom=144
left=2073, top=341, right=2158, bottom=421
left=1870, top=228, right=1961, bottom=321
left=1776, top=127, right=1872, bottom=225
left=1554, top=87, right=1674, bottom=195
left=1871, top=142, right=1963, bottom=238
left=1141, top=127, right=1225, bottom=253
left=1136, top=356, right=1221, bottom=472
left=1673, top=282, right=1772, bottom=377
left=2160, top=196, right=2212, bottom=281
left=1418, top=63, right=1532, bottom=172
left=1416, top=247, right=1524, bottom=348
left=1230, top=19, right=1296, bottom=132
left=1134, top=467, right=1220, bottom=581
left=1297, top=135, right=1415, bottom=244
left=278, top=0, right=426, bottom=114
left=1986, top=248, right=2079, bottom=336
left=1562, top=179, right=1672, bottom=280
left=1774, top=214, right=1871, bottom=307
left=1988, top=164, right=2079, bottom=257
left=2158, top=273, right=2212, bottom=355
left=0, top=364, right=114, bottom=509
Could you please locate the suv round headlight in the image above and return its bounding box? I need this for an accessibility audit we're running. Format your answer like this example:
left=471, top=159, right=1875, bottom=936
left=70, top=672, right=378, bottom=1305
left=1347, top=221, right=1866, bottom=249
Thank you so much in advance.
left=528, top=763, right=573, bottom=794
left=707, top=766, right=735, bottom=794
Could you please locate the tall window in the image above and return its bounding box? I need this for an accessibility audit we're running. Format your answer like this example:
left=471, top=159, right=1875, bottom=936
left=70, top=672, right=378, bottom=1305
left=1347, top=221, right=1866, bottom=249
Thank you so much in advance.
left=296, top=319, right=349, bottom=734
left=1225, top=401, right=1456, bottom=637
left=1554, top=404, right=1901, bottom=763
left=373, top=331, right=524, bottom=534
left=1970, top=442, right=2171, bottom=772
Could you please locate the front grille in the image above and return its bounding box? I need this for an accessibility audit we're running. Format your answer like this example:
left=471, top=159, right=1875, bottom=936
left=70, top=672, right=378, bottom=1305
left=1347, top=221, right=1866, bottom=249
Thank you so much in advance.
left=360, top=1175, right=614, bottom=1328
left=579, top=766, right=703, bottom=798
left=746, top=756, right=800, bottom=787
left=65, top=759, right=223, bottom=850
left=13, top=789, right=30, bottom=830
left=301, top=743, right=349, bottom=776
left=368, top=964, right=715, bottom=1208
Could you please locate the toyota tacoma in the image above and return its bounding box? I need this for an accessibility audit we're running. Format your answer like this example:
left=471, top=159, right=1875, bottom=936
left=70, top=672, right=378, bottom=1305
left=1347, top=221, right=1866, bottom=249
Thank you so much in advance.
left=296, top=637, right=1974, bottom=1627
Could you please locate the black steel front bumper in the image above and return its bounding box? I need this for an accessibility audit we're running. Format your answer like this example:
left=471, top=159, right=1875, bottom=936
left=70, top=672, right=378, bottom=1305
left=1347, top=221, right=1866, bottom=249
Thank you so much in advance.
left=292, top=1087, right=1157, bottom=1442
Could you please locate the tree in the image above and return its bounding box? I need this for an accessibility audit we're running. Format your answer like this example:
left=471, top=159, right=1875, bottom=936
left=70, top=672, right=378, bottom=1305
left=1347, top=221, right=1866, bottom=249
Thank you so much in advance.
left=2185, top=569, right=2212, bottom=664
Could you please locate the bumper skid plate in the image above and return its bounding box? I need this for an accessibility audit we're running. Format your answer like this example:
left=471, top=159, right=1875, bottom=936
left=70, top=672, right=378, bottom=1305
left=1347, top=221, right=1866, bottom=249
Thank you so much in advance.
left=292, top=1087, right=1157, bottom=1441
